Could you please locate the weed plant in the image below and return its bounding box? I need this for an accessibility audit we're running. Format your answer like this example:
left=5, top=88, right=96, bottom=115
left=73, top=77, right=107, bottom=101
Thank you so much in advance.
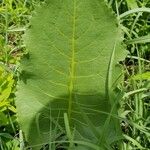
left=0, top=0, right=150, bottom=149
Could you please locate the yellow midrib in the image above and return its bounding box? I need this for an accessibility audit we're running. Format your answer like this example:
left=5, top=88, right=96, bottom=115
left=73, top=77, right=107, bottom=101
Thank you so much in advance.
left=68, top=0, right=76, bottom=119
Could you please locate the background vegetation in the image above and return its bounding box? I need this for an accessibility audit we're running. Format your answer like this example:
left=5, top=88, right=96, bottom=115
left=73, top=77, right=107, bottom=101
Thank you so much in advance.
left=0, top=0, right=149, bottom=149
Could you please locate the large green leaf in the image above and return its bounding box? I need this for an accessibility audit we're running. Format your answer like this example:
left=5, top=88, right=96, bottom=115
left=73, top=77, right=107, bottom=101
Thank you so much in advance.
left=16, top=0, right=127, bottom=149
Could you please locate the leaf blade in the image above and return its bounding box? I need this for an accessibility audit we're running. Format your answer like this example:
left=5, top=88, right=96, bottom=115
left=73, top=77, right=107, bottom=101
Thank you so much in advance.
left=16, top=0, right=127, bottom=148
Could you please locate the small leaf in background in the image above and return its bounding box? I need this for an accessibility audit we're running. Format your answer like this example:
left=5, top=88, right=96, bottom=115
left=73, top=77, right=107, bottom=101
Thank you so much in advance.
left=0, top=112, right=9, bottom=125
left=126, top=35, right=150, bottom=44
left=126, top=0, right=138, bottom=9
left=0, top=66, right=15, bottom=119
left=0, top=67, right=14, bottom=101
left=5, top=138, right=20, bottom=150
left=132, top=72, right=150, bottom=80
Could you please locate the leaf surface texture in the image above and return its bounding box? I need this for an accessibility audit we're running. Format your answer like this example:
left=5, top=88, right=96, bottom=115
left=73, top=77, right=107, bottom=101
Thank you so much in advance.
left=16, top=0, right=127, bottom=149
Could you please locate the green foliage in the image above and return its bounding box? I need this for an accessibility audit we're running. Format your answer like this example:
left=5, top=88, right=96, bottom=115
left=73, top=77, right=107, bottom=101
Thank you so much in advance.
left=0, top=66, right=19, bottom=150
left=126, top=0, right=138, bottom=9
left=16, top=0, right=127, bottom=149
left=132, top=72, right=150, bottom=80
left=0, top=0, right=37, bottom=149
left=0, top=66, right=15, bottom=125
left=112, top=0, right=150, bottom=149
left=0, top=0, right=150, bottom=149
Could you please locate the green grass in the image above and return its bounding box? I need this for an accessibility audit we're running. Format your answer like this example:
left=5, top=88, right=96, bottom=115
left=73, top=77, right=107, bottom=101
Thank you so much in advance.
left=0, top=0, right=35, bottom=149
left=0, top=0, right=150, bottom=149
